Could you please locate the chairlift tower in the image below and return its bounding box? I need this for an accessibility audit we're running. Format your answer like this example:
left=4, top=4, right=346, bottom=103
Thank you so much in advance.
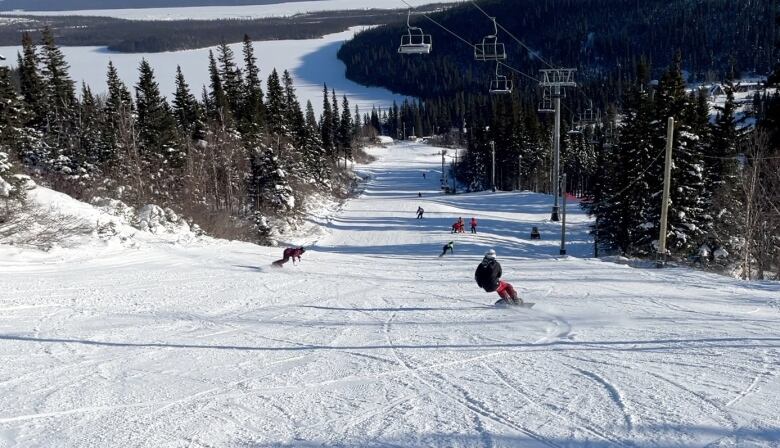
left=538, top=68, right=576, bottom=222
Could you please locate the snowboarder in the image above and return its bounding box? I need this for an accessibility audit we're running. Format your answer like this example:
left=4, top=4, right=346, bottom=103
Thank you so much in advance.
left=416, top=206, right=424, bottom=219
left=474, top=249, right=522, bottom=306
left=418, top=192, right=422, bottom=198
left=439, top=241, right=454, bottom=257
left=470, top=217, right=478, bottom=234
left=422, top=172, right=427, bottom=179
left=272, top=247, right=306, bottom=267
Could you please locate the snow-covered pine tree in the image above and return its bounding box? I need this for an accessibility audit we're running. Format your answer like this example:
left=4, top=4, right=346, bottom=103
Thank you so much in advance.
left=338, top=95, right=353, bottom=167
left=99, top=60, right=135, bottom=175
left=0, top=65, right=26, bottom=200
left=265, top=69, right=286, bottom=136
left=241, top=34, right=264, bottom=134
left=320, top=84, right=334, bottom=158
left=304, top=100, right=330, bottom=185
left=75, top=83, right=101, bottom=181
left=216, top=41, right=243, bottom=120
left=207, top=50, right=230, bottom=125
left=17, top=32, right=45, bottom=129
left=39, top=27, right=77, bottom=156
left=601, top=79, right=656, bottom=254
left=640, top=54, right=708, bottom=255
left=282, top=69, right=305, bottom=145
left=172, top=65, right=201, bottom=139
left=135, top=58, right=180, bottom=199
left=706, top=81, right=744, bottom=264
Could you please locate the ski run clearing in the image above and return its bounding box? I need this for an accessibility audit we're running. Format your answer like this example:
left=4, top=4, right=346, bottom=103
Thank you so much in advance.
left=1, top=142, right=779, bottom=448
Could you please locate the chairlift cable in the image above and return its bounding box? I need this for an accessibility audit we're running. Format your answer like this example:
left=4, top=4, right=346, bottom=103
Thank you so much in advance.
left=397, top=0, right=541, bottom=84
left=468, top=0, right=556, bottom=70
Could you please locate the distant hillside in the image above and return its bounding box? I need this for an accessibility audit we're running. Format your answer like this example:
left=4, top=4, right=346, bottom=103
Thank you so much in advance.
left=337, top=0, right=774, bottom=100
left=0, top=0, right=312, bottom=11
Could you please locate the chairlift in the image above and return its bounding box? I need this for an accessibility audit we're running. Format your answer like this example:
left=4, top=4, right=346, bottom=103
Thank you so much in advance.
left=474, top=17, right=506, bottom=61
left=489, top=63, right=512, bottom=95
left=398, top=10, right=432, bottom=55
left=538, top=87, right=554, bottom=113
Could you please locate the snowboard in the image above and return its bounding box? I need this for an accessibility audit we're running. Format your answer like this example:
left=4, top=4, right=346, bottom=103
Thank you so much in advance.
left=495, top=299, right=535, bottom=309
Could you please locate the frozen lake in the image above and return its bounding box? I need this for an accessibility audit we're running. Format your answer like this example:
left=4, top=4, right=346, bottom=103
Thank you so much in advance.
left=0, top=28, right=408, bottom=116
left=0, top=0, right=463, bottom=20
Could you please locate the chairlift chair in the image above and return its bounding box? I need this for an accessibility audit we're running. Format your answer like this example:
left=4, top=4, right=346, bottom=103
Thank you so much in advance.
left=398, top=10, right=432, bottom=55
left=489, top=63, right=512, bottom=95
left=474, top=18, right=506, bottom=61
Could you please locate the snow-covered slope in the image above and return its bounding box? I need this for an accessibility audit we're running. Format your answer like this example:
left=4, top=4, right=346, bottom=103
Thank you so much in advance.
left=1, top=143, right=778, bottom=447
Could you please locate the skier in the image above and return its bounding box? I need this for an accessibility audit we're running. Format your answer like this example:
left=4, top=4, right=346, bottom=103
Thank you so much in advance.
left=474, top=249, right=522, bottom=306
left=470, top=217, right=478, bottom=234
left=272, top=247, right=306, bottom=267
left=439, top=241, right=454, bottom=257
left=422, top=172, right=427, bottom=179
left=416, top=206, right=425, bottom=219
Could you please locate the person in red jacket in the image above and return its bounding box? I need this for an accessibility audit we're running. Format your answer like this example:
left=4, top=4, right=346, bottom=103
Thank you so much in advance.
left=470, top=217, right=478, bottom=234
left=272, top=247, right=305, bottom=267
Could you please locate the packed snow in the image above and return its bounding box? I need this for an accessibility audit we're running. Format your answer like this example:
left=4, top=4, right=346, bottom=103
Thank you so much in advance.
left=0, top=0, right=463, bottom=20
left=1, top=142, right=778, bottom=447
left=0, top=28, right=408, bottom=116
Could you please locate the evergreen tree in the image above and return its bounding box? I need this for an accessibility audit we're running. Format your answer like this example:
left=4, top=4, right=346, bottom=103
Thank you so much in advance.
left=39, top=26, right=77, bottom=148
left=217, top=41, right=243, bottom=119
left=644, top=55, right=708, bottom=255
left=76, top=83, right=101, bottom=177
left=207, top=50, right=230, bottom=124
left=600, top=81, right=656, bottom=254
left=241, top=34, right=264, bottom=133
left=321, top=84, right=334, bottom=158
left=100, top=60, right=135, bottom=171
left=135, top=58, right=180, bottom=196
left=338, top=95, right=353, bottom=166
left=17, top=32, right=45, bottom=128
left=172, top=65, right=200, bottom=138
left=303, top=99, right=329, bottom=184
left=0, top=66, right=28, bottom=158
left=282, top=69, right=305, bottom=143
left=265, top=69, right=286, bottom=135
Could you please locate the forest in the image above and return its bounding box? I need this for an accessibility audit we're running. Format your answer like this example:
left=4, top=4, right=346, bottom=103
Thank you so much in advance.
left=0, top=9, right=411, bottom=52
left=1, top=28, right=363, bottom=245
left=0, top=0, right=310, bottom=11
left=336, top=0, right=780, bottom=278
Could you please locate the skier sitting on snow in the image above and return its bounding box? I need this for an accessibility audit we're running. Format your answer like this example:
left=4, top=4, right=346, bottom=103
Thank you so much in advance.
left=475, top=249, right=522, bottom=306
left=439, top=241, right=454, bottom=257
left=272, top=247, right=306, bottom=267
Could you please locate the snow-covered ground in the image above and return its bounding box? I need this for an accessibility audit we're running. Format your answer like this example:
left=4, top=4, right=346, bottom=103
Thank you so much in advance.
left=1, top=142, right=779, bottom=447
left=0, top=0, right=463, bottom=20
left=0, top=28, right=407, bottom=116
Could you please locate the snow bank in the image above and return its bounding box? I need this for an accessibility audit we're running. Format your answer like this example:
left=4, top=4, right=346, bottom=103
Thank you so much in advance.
left=0, top=179, right=206, bottom=252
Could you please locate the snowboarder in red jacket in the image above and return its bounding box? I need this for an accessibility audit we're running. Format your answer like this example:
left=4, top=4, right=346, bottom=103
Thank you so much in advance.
left=470, top=217, right=478, bottom=234
left=474, top=249, right=522, bottom=305
left=272, top=247, right=305, bottom=267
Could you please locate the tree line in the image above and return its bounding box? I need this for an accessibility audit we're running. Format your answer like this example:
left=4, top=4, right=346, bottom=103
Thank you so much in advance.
left=0, top=9, right=408, bottom=53
left=0, top=28, right=360, bottom=242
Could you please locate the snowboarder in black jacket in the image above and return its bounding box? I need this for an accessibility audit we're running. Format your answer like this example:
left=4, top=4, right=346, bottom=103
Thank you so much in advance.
left=474, top=249, right=522, bottom=305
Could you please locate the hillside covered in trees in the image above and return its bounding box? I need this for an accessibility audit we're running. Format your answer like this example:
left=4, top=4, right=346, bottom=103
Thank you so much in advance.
left=336, top=0, right=779, bottom=278
left=338, top=0, right=774, bottom=100
left=0, top=9, right=409, bottom=52
left=0, top=0, right=309, bottom=11
left=0, top=28, right=364, bottom=244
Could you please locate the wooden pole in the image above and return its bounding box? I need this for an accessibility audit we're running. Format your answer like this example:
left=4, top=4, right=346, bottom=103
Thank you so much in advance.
left=657, top=117, right=675, bottom=267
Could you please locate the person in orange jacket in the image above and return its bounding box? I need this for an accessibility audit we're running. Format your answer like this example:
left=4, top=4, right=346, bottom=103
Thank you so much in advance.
left=470, top=217, right=478, bottom=234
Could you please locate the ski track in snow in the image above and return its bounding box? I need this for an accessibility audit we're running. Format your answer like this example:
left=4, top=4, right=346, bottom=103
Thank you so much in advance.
left=1, top=142, right=779, bottom=447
